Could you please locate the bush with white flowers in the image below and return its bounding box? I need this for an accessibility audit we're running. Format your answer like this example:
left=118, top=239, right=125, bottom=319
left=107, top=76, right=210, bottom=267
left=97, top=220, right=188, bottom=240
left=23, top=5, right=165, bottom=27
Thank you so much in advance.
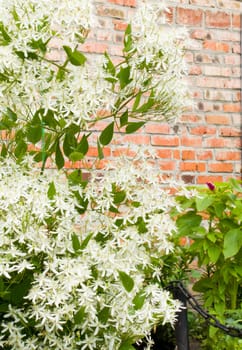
left=0, top=154, right=181, bottom=350
left=0, top=0, right=190, bottom=349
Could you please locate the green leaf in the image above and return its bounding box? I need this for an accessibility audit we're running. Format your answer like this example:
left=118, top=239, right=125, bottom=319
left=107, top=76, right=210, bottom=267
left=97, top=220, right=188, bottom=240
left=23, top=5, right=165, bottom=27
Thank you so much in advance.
left=47, top=181, right=56, bottom=200
left=120, top=110, right=128, bottom=127
left=104, top=52, right=116, bottom=76
left=63, top=132, right=77, bottom=157
left=69, top=152, right=84, bottom=162
left=42, top=109, right=58, bottom=128
left=113, top=190, right=126, bottom=204
left=77, top=134, right=89, bottom=155
left=26, top=124, right=42, bottom=144
left=68, top=170, right=83, bottom=185
left=132, top=290, right=146, bottom=310
left=14, top=140, right=27, bottom=159
left=125, top=122, right=145, bottom=134
left=208, top=245, right=221, bottom=263
left=72, top=233, right=81, bottom=252
left=80, top=233, right=93, bottom=250
left=123, top=23, right=133, bottom=53
left=176, top=212, right=202, bottom=236
left=132, top=91, right=142, bottom=112
left=63, top=45, right=86, bottom=66
left=223, top=228, right=242, bottom=259
left=136, top=90, right=155, bottom=113
left=55, top=140, right=65, bottom=169
left=117, top=66, right=132, bottom=89
left=97, top=140, right=104, bottom=160
left=74, top=306, right=85, bottom=324
left=119, top=342, right=136, bottom=350
left=196, top=196, right=214, bottom=211
left=99, top=122, right=114, bottom=146
left=118, top=271, right=134, bottom=292
left=98, top=306, right=110, bottom=323
left=0, top=22, right=11, bottom=45
left=0, top=143, right=7, bottom=157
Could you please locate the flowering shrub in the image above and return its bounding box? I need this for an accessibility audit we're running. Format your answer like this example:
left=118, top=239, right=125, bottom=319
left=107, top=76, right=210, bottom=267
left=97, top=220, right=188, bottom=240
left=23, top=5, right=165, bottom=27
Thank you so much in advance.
left=0, top=1, right=190, bottom=348
left=0, top=0, right=189, bottom=169
left=0, top=154, right=181, bottom=349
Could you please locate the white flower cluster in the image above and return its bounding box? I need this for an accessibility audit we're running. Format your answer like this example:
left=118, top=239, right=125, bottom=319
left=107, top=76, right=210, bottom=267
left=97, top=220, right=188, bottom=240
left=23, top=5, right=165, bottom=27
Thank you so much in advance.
left=125, top=1, right=190, bottom=121
left=0, top=154, right=181, bottom=349
left=0, top=0, right=110, bottom=128
left=0, top=0, right=189, bottom=132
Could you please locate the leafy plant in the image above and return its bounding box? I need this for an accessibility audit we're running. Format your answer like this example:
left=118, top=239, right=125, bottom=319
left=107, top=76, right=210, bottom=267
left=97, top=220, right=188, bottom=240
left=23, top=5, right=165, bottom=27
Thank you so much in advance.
left=174, top=179, right=242, bottom=349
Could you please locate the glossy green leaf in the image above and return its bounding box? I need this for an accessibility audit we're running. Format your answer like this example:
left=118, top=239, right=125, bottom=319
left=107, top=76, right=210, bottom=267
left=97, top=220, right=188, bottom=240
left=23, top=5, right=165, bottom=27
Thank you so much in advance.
left=118, top=271, right=134, bottom=292
left=123, top=23, right=133, bottom=53
left=74, top=306, right=85, bottom=324
left=196, top=196, right=214, bottom=211
left=223, top=228, right=242, bottom=259
left=14, top=140, right=27, bottom=159
left=104, top=52, right=116, bottom=76
left=119, top=342, right=136, bottom=350
left=97, top=141, right=104, bottom=160
left=55, top=140, right=65, bottom=169
left=77, top=134, right=89, bottom=155
left=117, top=66, right=132, bottom=89
left=26, top=124, right=42, bottom=144
left=99, top=122, right=114, bottom=146
left=208, top=245, right=221, bottom=263
left=113, top=190, right=126, bottom=204
left=132, top=290, right=146, bottom=310
left=120, top=110, right=128, bottom=127
left=132, top=91, right=142, bottom=111
left=63, top=45, right=86, bottom=66
left=125, top=122, right=145, bottom=134
left=69, top=152, right=84, bottom=162
left=80, top=233, right=93, bottom=250
left=0, top=22, right=11, bottom=45
left=176, top=212, right=202, bottom=236
left=63, top=132, right=77, bottom=157
left=72, top=233, right=81, bottom=252
left=47, top=181, right=56, bottom=200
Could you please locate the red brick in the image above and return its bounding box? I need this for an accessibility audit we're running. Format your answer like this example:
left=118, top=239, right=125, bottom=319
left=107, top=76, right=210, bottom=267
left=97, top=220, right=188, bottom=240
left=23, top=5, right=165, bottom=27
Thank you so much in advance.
left=197, top=150, right=213, bottom=160
left=220, top=127, right=241, bottom=137
left=190, top=126, right=216, bottom=135
left=160, top=161, right=176, bottom=171
left=203, top=40, right=230, bottom=52
left=205, top=11, right=231, bottom=28
left=97, top=6, right=125, bottom=19
left=156, top=149, right=173, bottom=159
left=112, top=148, right=136, bottom=157
left=108, top=0, right=136, bottom=7
left=87, top=146, right=111, bottom=158
left=216, top=151, right=241, bottom=161
left=208, top=163, right=233, bottom=173
left=81, top=42, right=108, bottom=53
left=197, top=175, right=223, bottom=184
left=232, top=14, right=240, bottom=29
left=189, top=66, right=202, bottom=75
left=181, top=114, right=202, bottom=123
left=223, top=103, right=241, bottom=113
left=151, top=136, right=179, bottom=147
left=204, top=66, right=231, bottom=77
left=182, top=150, right=196, bottom=160
left=177, top=8, right=203, bottom=26
left=181, top=136, right=202, bottom=147
left=205, top=115, right=231, bottom=125
left=205, top=138, right=226, bottom=148
left=224, top=55, right=240, bottom=65
left=145, top=124, right=170, bottom=134
left=180, top=162, right=206, bottom=172
left=173, top=150, right=180, bottom=160
left=113, top=20, right=128, bottom=31
left=204, top=90, right=232, bottom=101
left=122, top=134, right=150, bottom=144
left=232, top=44, right=241, bottom=54
left=190, top=29, right=211, bottom=40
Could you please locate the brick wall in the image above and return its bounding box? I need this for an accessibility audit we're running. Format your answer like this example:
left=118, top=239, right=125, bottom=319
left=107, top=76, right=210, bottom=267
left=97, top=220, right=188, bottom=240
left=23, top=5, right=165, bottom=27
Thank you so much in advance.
left=82, top=0, right=241, bottom=184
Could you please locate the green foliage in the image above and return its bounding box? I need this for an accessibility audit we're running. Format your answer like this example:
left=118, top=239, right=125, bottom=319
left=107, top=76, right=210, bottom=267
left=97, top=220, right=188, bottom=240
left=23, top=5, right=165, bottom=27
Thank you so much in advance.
left=175, top=180, right=242, bottom=349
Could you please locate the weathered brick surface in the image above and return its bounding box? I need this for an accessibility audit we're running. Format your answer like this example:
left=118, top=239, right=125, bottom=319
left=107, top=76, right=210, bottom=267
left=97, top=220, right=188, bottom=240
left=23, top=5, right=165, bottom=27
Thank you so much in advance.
left=77, top=0, right=242, bottom=183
